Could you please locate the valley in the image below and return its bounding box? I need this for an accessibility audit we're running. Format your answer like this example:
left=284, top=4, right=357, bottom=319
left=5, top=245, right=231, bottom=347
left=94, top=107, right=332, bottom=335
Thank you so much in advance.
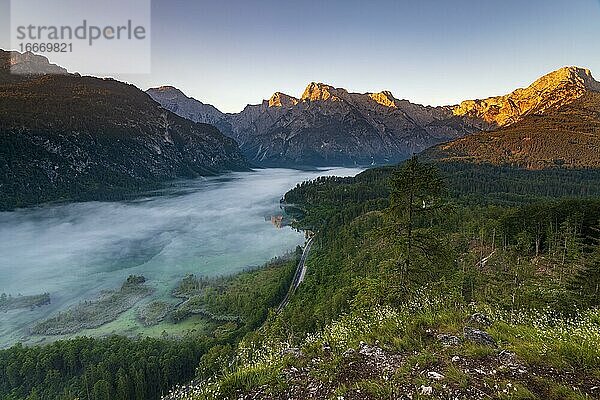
left=0, top=167, right=362, bottom=349
left=1, top=26, right=600, bottom=399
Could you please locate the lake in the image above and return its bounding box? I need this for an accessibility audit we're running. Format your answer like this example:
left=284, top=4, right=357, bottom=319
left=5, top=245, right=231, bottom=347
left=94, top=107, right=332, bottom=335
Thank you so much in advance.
left=0, top=167, right=363, bottom=348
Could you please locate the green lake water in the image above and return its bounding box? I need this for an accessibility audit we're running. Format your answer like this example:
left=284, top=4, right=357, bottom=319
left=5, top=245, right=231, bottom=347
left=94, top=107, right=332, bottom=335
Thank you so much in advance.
left=0, top=167, right=363, bottom=348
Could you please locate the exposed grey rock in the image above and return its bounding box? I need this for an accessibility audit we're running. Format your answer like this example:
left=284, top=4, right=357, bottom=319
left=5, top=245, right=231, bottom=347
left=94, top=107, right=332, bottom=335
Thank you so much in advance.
left=147, top=86, right=234, bottom=137
left=498, top=350, right=519, bottom=367
left=149, top=82, right=479, bottom=167
left=420, top=385, right=433, bottom=395
left=437, top=333, right=462, bottom=346
left=463, top=327, right=497, bottom=347
left=342, top=348, right=356, bottom=358
left=427, top=371, right=445, bottom=380
left=8, top=51, right=68, bottom=75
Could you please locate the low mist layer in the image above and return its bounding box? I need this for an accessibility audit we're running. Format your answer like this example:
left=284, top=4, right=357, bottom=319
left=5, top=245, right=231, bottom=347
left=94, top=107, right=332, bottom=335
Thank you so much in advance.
left=0, top=167, right=362, bottom=348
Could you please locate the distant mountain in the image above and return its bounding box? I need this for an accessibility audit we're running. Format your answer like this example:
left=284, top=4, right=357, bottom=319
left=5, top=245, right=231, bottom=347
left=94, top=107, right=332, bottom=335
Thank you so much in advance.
left=146, top=86, right=234, bottom=137
left=427, top=67, right=600, bottom=169
left=149, top=84, right=475, bottom=167
left=150, top=66, right=600, bottom=168
left=229, top=83, right=479, bottom=167
left=0, top=50, right=68, bottom=82
left=0, top=50, right=249, bottom=209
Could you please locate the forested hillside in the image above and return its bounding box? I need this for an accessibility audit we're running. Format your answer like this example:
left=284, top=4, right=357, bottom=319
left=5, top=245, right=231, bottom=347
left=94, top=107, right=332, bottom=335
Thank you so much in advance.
left=0, top=50, right=249, bottom=210
left=174, top=159, right=600, bottom=399
left=2, top=157, right=600, bottom=400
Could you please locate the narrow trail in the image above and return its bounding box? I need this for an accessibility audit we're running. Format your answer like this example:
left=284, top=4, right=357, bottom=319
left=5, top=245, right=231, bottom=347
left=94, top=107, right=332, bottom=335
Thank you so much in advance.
left=276, top=236, right=314, bottom=313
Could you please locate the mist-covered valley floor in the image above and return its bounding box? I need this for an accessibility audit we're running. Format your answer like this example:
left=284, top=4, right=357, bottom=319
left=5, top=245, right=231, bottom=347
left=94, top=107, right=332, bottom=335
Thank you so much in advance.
left=0, top=167, right=362, bottom=348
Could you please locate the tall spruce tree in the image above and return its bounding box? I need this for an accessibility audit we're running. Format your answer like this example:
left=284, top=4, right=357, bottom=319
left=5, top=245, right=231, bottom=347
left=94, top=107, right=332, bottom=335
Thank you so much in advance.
left=388, top=156, right=447, bottom=282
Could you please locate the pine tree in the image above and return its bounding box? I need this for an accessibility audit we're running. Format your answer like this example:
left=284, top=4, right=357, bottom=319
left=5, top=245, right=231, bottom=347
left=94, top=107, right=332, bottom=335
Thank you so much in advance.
left=92, top=379, right=110, bottom=400
left=388, top=156, right=446, bottom=281
left=115, top=369, right=129, bottom=400
left=570, top=223, right=600, bottom=306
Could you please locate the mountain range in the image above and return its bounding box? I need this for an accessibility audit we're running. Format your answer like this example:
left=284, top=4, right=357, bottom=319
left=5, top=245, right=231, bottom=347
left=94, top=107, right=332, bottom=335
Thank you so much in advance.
left=2, top=48, right=599, bottom=209
left=149, top=83, right=475, bottom=166
left=148, top=66, right=600, bottom=168
left=0, top=50, right=249, bottom=209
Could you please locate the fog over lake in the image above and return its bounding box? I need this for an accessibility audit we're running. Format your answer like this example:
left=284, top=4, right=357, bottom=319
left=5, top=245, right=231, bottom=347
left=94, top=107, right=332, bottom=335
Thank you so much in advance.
left=0, top=167, right=362, bottom=348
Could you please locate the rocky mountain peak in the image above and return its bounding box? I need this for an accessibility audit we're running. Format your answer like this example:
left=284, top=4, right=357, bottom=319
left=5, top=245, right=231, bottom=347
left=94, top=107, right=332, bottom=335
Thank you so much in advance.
left=453, top=66, right=600, bottom=127
left=529, top=66, right=600, bottom=93
left=268, top=92, right=299, bottom=108
left=1, top=50, right=67, bottom=76
left=147, top=86, right=187, bottom=101
left=152, top=85, right=181, bottom=93
left=146, top=85, right=227, bottom=128
left=368, top=91, right=398, bottom=108
left=147, top=65, right=600, bottom=168
left=301, top=82, right=345, bottom=102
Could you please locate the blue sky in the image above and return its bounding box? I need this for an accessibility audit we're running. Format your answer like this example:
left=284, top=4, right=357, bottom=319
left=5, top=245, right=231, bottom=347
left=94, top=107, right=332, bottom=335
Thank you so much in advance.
left=1, top=0, right=599, bottom=112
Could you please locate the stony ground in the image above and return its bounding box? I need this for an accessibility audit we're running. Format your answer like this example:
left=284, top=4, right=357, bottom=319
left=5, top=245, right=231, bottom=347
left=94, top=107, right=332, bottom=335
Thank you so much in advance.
left=163, top=312, right=600, bottom=400
left=232, top=339, right=599, bottom=400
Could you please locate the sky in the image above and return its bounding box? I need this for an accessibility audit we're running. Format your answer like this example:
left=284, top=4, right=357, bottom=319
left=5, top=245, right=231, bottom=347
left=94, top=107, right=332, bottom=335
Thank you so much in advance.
left=1, top=0, right=599, bottom=112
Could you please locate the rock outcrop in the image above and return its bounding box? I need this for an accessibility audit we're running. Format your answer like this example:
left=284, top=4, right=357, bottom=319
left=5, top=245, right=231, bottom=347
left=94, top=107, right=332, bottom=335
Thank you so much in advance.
left=426, top=88, right=600, bottom=169
left=452, top=66, right=600, bottom=128
left=268, top=92, right=299, bottom=108
left=5, top=51, right=68, bottom=75
left=463, top=327, right=497, bottom=347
